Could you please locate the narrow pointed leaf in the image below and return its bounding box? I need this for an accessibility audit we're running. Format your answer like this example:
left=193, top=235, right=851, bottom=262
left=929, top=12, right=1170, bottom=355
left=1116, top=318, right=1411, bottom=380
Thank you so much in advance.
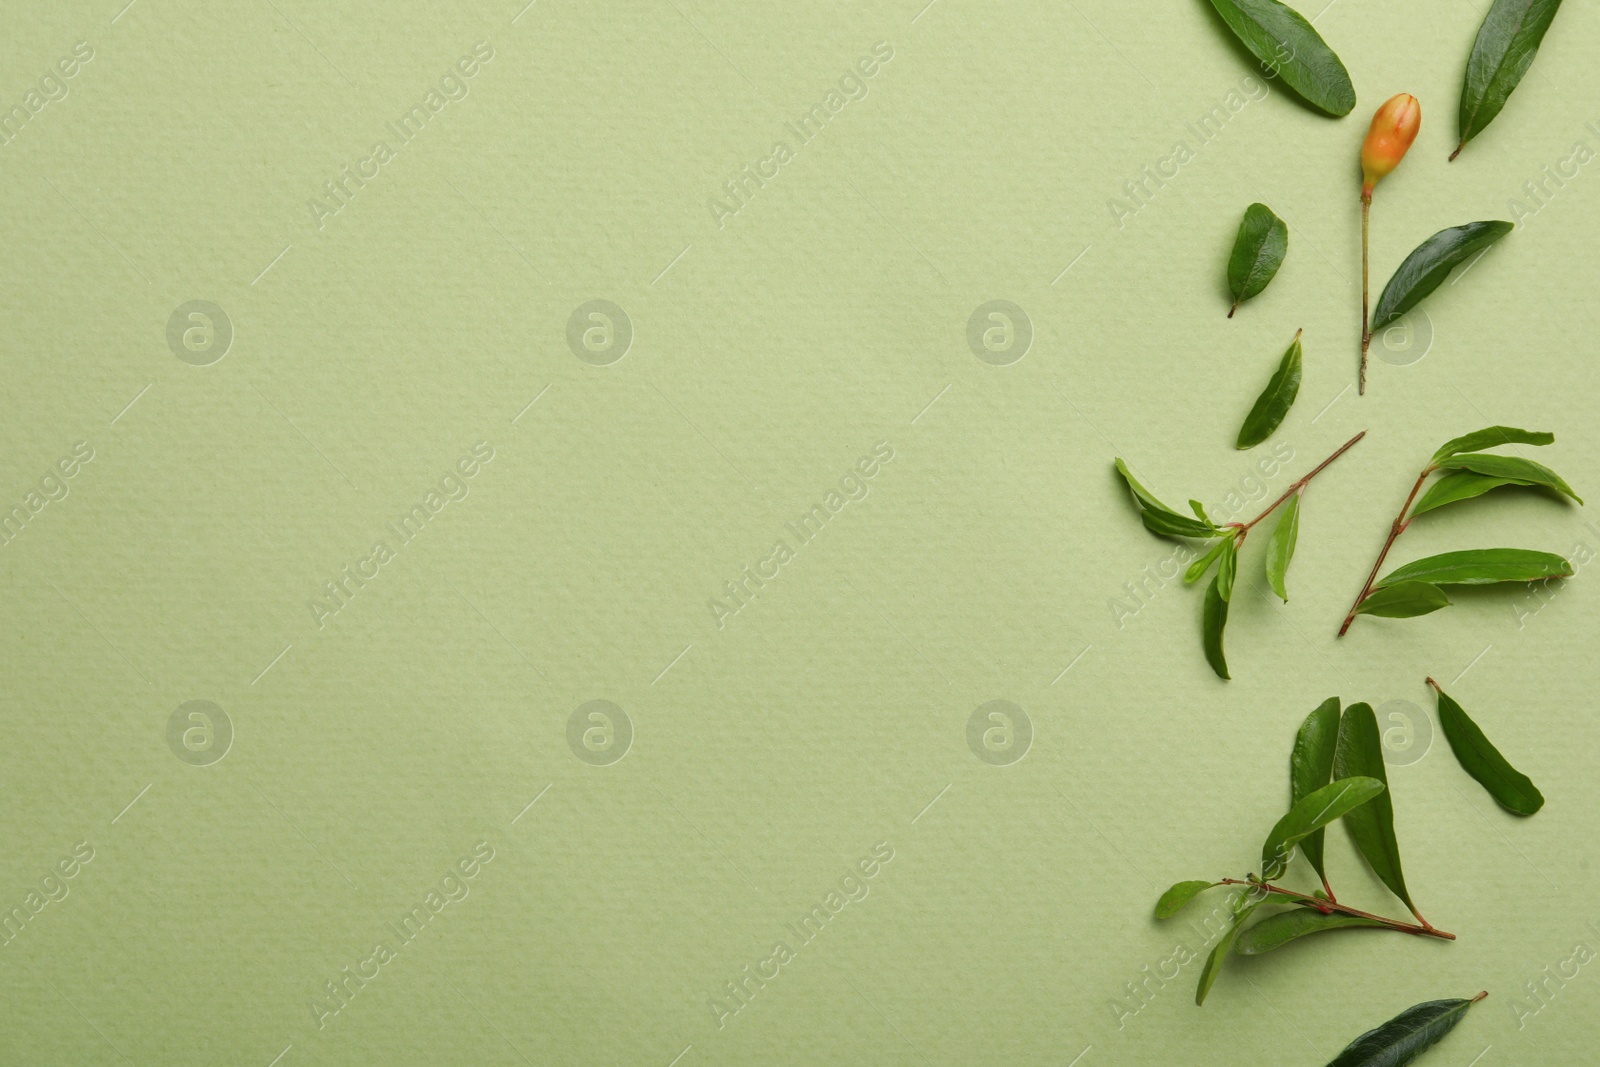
left=1290, top=697, right=1340, bottom=880
left=1203, top=0, right=1356, bottom=117
left=1325, top=995, right=1484, bottom=1067
left=1203, top=573, right=1230, bottom=680
left=1227, top=203, right=1288, bottom=315
left=1377, top=548, right=1572, bottom=588
left=1237, top=331, right=1303, bottom=449
left=1371, top=222, right=1514, bottom=330
left=1264, top=491, right=1301, bottom=600
left=1186, top=539, right=1228, bottom=584
left=1143, top=508, right=1225, bottom=539
left=1354, top=581, right=1452, bottom=618
left=1409, top=470, right=1527, bottom=518
left=1456, top=0, right=1566, bottom=158
left=1433, top=682, right=1544, bottom=814
left=1234, top=908, right=1388, bottom=955
left=1436, top=452, right=1582, bottom=503
left=1114, top=458, right=1185, bottom=518
left=1155, top=880, right=1218, bottom=919
left=1217, top=537, right=1239, bottom=602
left=1190, top=499, right=1212, bottom=522
left=1431, top=425, right=1553, bottom=463
left=1333, top=704, right=1415, bottom=913
left=1260, top=776, right=1385, bottom=880
left=1195, top=889, right=1264, bottom=1005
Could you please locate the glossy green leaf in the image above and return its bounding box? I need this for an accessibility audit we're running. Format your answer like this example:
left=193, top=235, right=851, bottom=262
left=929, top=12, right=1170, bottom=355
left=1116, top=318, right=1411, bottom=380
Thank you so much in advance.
left=1203, top=572, right=1230, bottom=680
left=1433, top=682, right=1544, bottom=815
left=1116, top=459, right=1220, bottom=539
left=1227, top=203, right=1288, bottom=316
left=1333, top=704, right=1415, bottom=913
left=1377, top=548, right=1573, bottom=588
left=1203, top=0, right=1356, bottom=117
left=1455, top=0, right=1566, bottom=158
left=1436, top=452, right=1582, bottom=504
left=1325, top=995, right=1484, bottom=1067
left=1260, top=776, right=1385, bottom=880
left=1409, top=470, right=1526, bottom=519
left=1289, top=697, right=1340, bottom=880
left=1155, top=880, right=1218, bottom=919
left=1264, top=491, right=1301, bottom=600
left=1431, top=425, right=1553, bottom=463
left=1186, top=539, right=1228, bottom=584
left=1233, top=908, right=1388, bottom=955
left=1195, top=889, right=1265, bottom=1006
left=1354, top=581, right=1452, bottom=619
left=1237, top=331, right=1302, bottom=449
left=1217, top=537, right=1239, bottom=602
left=1371, top=221, right=1514, bottom=330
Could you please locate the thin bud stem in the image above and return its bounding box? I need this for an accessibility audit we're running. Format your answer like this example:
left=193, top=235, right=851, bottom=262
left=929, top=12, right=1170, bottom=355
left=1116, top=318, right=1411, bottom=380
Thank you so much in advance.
left=1360, top=196, right=1372, bottom=394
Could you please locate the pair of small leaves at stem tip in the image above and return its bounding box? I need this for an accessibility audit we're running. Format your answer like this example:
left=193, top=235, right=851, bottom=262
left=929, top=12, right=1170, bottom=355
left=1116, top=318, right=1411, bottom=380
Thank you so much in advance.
left=1227, top=203, right=1287, bottom=317
left=1455, top=0, right=1566, bottom=159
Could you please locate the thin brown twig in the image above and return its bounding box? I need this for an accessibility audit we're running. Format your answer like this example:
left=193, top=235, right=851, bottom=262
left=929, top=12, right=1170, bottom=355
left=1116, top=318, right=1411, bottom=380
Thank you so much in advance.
left=1338, top=463, right=1437, bottom=635
left=1219, top=879, right=1455, bottom=940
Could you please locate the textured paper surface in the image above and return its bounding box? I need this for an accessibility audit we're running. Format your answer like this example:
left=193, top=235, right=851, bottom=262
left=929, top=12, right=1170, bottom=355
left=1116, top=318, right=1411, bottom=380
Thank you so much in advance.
left=4, top=2, right=1599, bottom=1063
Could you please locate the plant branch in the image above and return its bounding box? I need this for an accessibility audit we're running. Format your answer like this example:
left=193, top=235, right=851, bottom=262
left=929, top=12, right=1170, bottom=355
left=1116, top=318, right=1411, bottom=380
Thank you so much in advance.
left=1230, top=430, right=1368, bottom=534
left=1219, top=879, right=1455, bottom=940
left=1338, top=463, right=1437, bottom=636
left=1359, top=194, right=1372, bottom=395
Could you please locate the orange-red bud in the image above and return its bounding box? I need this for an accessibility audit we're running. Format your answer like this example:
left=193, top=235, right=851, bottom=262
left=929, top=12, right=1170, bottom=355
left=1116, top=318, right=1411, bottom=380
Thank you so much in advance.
left=1360, top=94, right=1421, bottom=200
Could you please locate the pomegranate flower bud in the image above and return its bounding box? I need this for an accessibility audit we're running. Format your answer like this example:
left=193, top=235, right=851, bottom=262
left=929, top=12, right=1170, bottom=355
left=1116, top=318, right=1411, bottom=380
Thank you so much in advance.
left=1360, top=93, right=1421, bottom=201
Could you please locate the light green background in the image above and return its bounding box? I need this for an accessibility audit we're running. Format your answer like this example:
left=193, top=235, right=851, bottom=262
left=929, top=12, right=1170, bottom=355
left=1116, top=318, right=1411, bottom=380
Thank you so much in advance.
left=3, top=1, right=1598, bottom=1063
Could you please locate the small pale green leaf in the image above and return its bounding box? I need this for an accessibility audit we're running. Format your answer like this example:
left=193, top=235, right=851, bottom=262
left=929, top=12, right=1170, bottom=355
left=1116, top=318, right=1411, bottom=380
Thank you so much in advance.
left=1409, top=470, right=1526, bottom=519
left=1377, top=548, right=1573, bottom=588
left=1371, top=221, right=1514, bottom=330
left=1233, top=908, right=1389, bottom=955
left=1333, top=704, right=1415, bottom=913
left=1155, top=880, right=1218, bottom=919
left=1203, top=0, right=1356, bottom=117
left=1260, top=776, right=1385, bottom=880
left=1354, top=581, right=1452, bottom=619
left=1289, top=697, right=1340, bottom=881
left=1264, top=491, right=1301, bottom=600
left=1203, top=572, right=1230, bottom=680
left=1227, top=203, right=1288, bottom=315
left=1436, top=452, right=1582, bottom=504
left=1432, top=682, right=1544, bottom=815
left=1431, top=425, right=1553, bottom=463
left=1186, top=540, right=1228, bottom=585
left=1217, top=537, right=1239, bottom=603
left=1195, top=889, right=1265, bottom=1006
left=1236, top=331, right=1302, bottom=449
left=1326, top=995, right=1484, bottom=1067
left=1455, top=0, right=1566, bottom=158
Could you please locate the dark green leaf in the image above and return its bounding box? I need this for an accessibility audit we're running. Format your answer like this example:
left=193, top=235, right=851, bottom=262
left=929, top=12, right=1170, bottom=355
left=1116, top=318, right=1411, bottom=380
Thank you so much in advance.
left=1409, top=470, right=1527, bottom=519
left=1203, top=573, right=1230, bottom=680
left=1456, top=0, right=1566, bottom=158
left=1234, top=908, right=1388, bottom=955
left=1354, top=581, right=1452, bottom=619
left=1377, top=548, right=1573, bottom=588
left=1264, top=491, right=1301, bottom=600
left=1217, top=537, right=1239, bottom=602
left=1290, top=697, right=1340, bottom=880
left=1155, top=880, right=1218, bottom=918
left=1436, top=452, right=1582, bottom=504
left=1204, top=0, right=1356, bottom=117
left=1116, top=459, right=1220, bottom=539
left=1333, top=704, right=1416, bottom=913
left=1432, top=682, right=1544, bottom=815
left=1371, top=222, right=1514, bottom=330
left=1227, top=203, right=1288, bottom=315
left=1186, top=539, right=1228, bottom=584
left=1325, top=995, right=1484, bottom=1067
left=1431, top=425, right=1554, bottom=463
left=1260, top=776, right=1385, bottom=880
left=1196, top=888, right=1265, bottom=1005
left=1237, top=331, right=1303, bottom=449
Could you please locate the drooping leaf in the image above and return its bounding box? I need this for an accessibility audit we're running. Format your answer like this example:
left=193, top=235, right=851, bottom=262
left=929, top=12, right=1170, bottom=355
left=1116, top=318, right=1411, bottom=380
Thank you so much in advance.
left=1325, top=995, right=1485, bottom=1067
left=1203, top=572, right=1230, bottom=680
left=1333, top=703, right=1416, bottom=913
left=1409, top=470, right=1527, bottom=519
left=1289, top=697, right=1340, bottom=881
left=1264, top=491, right=1301, bottom=600
left=1376, top=548, right=1572, bottom=588
left=1371, top=221, right=1514, bottom=330
left=1195, top=889, right=1265, bottom=1006
left=1455, top=0, right=1566, bottom=159
left=1431, top=425, right=1553, bottom=463
left=1217, top=537, right=1239, bottom=602
left=1116, top=459, right=1220, bottom=539
left=1203, top=0, right=1356, bottom=117
left=1186, top=539, right=1229, bottom=584
left=1155, top=880, right=1218, bottom=918
left=1435, top=452, right=1582, bottom=504
left=1432, top=681, right=1544, bottom=815
left=1260, top=776, right=1385, bottom=880
left=1354, top=581, right=1452, bottom=619
left=1233, top=908, right=1388, bottom=955
left=1236, top=330, right=1303, bottom=449
left=1227, top=203, right=1288, bottom=316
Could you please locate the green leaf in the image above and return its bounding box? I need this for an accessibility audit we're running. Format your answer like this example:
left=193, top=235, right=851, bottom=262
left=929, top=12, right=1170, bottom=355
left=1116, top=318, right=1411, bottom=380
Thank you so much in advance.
left=1431, top=425, right=1554, bottom=463
left=1195, top=889, right=1265, bottom=1005
left=1455, top=0, right=1566, bottom=159
left=1325, top=995, right=1485, bottom=1067
left=1354, top=581, right=1453, bottom=619
left=1409, top=470, right=1526, bottom=519
left=1236, top=331, right=1302, bottom=449
left=1436, top=452, right=1582, bottom=504
left=1377, top=548, right=1573, bottom=588
left=1371, top=221, right=1514, bottom=330
left=1289, top=697, right=1340, bottom=881
left=1264, top=491, right=1301, bottom=600
left=1203, top=0, right=1356, bottom=117
left=1233, top=908, right=1388, bottom=955
left=1260, top=776, right=1385, bottom=880
left=1227, top=203, right=1288, bottom=316
left=1155, top=880, right=1218, bottom=918
left=1203, top=572, right=1230, bottom=680
left=1116, top=459, right=1220, bottom=539
left=1186, top=539, right=1228, bottom=584
left=1333, top=703, right=1416, bottom=914
left=1216, top=537, right=1239, bottom=602
left=1432, top=682, right=1544, bottom=815
left=1190, top=499, right=1212, bottom=522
